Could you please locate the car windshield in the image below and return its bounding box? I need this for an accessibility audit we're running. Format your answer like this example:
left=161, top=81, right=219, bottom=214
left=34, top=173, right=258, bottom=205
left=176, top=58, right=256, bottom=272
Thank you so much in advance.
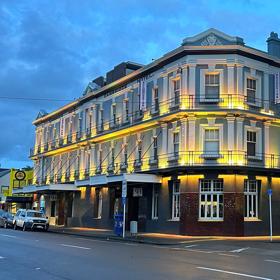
left=26, top=212, right=44, bottom=218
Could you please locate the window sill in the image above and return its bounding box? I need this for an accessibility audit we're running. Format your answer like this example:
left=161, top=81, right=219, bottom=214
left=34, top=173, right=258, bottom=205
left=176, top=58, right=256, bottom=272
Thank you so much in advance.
left=198, top=219, right=224, bottom=222
left=93, top=217, right=102, bottom=220
left=200, top=154, right=223, bottom=159
left=244, top=218, right=261, bottom=222
left=167, top=218, right=180, bottom=222
left=200, top=98, right=222, bottom=103
left=247, top=156, right=262, bottom=161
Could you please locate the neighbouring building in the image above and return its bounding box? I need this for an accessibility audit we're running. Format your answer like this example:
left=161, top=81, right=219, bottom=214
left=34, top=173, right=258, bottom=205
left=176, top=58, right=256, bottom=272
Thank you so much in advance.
left=16, top=28, right=280, bottom=235
left=1, top=168, right=33, bottom=213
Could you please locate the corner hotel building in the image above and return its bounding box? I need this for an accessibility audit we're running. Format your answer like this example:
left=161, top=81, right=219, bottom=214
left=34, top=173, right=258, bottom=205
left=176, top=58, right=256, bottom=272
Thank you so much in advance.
left=20, top=29, right=280, bottom=236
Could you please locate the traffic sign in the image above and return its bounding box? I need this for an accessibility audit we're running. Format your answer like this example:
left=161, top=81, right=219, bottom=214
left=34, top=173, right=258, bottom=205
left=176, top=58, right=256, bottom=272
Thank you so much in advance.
left=267, top=189, right=273, bottom=196
left=122, top=180, right=127, bottom=198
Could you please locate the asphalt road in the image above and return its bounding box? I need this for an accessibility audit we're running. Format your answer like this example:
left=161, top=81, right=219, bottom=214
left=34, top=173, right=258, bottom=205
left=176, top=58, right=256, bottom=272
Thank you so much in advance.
left=0, top=228, right=279, bottom=280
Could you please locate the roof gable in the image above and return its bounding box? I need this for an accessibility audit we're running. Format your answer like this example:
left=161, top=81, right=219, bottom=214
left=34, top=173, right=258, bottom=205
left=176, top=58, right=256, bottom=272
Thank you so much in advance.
left=182, top=28, right=245, bottom=46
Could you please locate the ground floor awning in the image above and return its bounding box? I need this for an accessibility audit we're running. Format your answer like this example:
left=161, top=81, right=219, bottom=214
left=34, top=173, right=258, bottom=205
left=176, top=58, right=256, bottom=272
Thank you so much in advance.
left=78, top=173, right=162, bottom=186
left=13, top=183, right=80, bottom=194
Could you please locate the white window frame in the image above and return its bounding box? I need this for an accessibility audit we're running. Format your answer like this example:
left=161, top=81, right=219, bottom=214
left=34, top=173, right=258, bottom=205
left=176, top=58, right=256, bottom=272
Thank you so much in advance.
left=199, top=179, right=224, bottom=221
left=171, top=180, right=180, bottom=221
left=200, top=68, right=224, bottom=102
left=200, top=124, right=223, bottom=158
left=123, top=99, right=129, bottom=123
left=169, top=75, right=181, bottom=107
left=173, top=131, right=180, bottom=157
left=244, top=126, right=262, bottom=160
left=244, top=70, right=262, bottom=107
left=152, top=87, right=159, bottom=113
left=244, top=180, right=260, bottom=221
left=152, top=185, right=159, bottom=220
left=111, top=103, right=117, bottom=125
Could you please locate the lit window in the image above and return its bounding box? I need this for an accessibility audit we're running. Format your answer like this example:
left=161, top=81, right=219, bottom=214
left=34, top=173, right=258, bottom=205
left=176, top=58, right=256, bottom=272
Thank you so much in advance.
left=244, top=180, right=260, bottom=220
left=204, top=129, right=219, bottom=154
left=199, top=179, right=223, bottom=221
left=205, top=74, right=220, bottom=99
left=247, top=131, right=256, bottom=157
left=247, top=78, right=257, bottom=104
left=172, top=181, right=180, bottom=220
left=173, top=132, right=179, bottom=157
left=152, top=185, right=159, bottom=220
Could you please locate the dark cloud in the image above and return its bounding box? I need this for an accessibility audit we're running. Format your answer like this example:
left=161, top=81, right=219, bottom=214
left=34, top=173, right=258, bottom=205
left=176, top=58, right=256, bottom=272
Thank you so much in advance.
left=0, top=0, right=279, bottom=168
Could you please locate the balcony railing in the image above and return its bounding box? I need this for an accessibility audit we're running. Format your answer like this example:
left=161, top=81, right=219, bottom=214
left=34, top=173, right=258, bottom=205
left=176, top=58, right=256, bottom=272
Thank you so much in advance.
left=30, top=93, right=279, bottom=157
left=35, top=150, right=280, bottom=186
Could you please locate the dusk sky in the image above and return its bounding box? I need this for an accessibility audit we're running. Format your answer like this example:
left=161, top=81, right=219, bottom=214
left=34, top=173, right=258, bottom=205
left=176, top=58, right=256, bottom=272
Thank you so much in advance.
left=1, top=0, right=280, bottom=169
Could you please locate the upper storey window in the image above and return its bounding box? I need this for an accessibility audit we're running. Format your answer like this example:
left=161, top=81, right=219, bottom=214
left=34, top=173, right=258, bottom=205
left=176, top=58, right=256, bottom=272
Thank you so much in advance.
left=205, top=73, right=220, bottom=99
left=173, top=79, right=181, bottom=106
left=246, top=78, right=257, bottom=104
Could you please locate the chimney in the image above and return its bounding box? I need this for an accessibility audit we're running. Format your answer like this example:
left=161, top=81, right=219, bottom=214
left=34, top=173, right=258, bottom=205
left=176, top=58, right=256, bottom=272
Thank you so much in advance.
left=267, top=32, right=280, bottom=58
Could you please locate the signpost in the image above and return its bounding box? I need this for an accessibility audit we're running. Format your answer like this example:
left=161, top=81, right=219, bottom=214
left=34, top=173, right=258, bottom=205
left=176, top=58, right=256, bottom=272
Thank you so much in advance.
left=122, top=180, right=127, bottom=238
left=267, top=189, right=273, bottom=242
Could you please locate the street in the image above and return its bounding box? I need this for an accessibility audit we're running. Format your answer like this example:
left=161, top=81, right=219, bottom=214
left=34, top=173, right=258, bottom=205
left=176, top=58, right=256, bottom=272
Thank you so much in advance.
left=0, top=228, right=279, bottom=279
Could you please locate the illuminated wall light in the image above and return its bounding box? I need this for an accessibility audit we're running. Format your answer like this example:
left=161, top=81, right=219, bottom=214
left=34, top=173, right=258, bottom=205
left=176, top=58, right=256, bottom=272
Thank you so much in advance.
left=80, top=187, right=86, bottom=199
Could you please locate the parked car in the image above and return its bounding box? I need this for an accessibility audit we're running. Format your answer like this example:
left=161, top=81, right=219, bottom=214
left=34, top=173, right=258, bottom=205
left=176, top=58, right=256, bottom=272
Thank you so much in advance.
left=14, top=209, right=49, bottom=231
left=0, top=211, right=14, bottom=228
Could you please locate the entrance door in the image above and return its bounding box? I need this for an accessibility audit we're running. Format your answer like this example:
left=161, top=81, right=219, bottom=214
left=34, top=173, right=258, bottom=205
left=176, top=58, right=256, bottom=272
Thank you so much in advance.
left=57, top=195, right=65, bottom=225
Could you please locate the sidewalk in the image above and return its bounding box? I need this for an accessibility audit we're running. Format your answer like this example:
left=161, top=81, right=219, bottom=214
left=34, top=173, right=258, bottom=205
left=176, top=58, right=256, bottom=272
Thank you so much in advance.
left=49, top=226, right=280, bottom=245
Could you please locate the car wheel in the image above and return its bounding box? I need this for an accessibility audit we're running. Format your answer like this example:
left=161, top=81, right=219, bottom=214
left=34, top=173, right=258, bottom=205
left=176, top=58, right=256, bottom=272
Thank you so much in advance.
left=4, top=222, right=7, bottom=229
left=14, top=222, right=17, bottom=230
left=23, top=223, right=26, bottom=231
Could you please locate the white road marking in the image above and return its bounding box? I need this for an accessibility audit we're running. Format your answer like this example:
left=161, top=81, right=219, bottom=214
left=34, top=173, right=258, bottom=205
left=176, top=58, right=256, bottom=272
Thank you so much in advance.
left=0, top=256, right=5, bottom=259
left=197, top=267, right=273, bottom=280
left=230, top=247, right=249, bottom=253
left=60, top=244, right=91, bottom=250
left=35, top=268, right=41, bottom=270
left=218, top=253, right=239, bottom=258
left=265, top=259, right=280, bottom=264
left=184, top=244, right=198, bottom=248
left=171, top=248, right=219, bottom=254
left=0, top=234, right=17, bottom=238
left=124, top=243, right=138, bottom=246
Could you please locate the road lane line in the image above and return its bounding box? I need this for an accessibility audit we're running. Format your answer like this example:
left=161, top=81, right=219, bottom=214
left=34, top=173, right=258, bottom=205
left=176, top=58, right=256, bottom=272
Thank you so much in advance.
left=230, top=247, right=249, bottom=253
left=265, top=259, right=280, bottom=264
left=124, top=243, right=138, bottom=246
left=0, top=256, right=5, bottom=259
left=0, top=234, right=17, bottom=238
left=184, top=244, right=198, bottom=248
left=60, top=244, right=91, bottom=250
left=218, top=253, right=239, bottom=258
left=197, top=267, right=273, bottom=280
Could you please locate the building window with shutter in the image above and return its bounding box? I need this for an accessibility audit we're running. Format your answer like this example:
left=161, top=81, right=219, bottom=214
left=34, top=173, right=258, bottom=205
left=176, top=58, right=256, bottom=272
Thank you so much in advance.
left=246, top=78, right=257, bottom=104
left=247, top=131, right=256, bottom=157
left=173, top=79, right=181, bottom=106
left=173, top=132, right=179, bottom=157
left=204, top=128, right=219, bottom=156
left=205, top=73, right=220, bottom=99
left=153, top=87, right=159, bottom=112
left=172, top=181, right=180, bottom=220
left=199, top=179, right=223, bottom=221
left=244, top=180, right=260, bottom=220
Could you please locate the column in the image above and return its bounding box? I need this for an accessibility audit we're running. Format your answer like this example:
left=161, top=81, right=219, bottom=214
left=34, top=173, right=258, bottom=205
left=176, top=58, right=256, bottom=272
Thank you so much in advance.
left=188, top=65, right=196, bottom=97
left=227, top=64, right=235, bottom=107
left=237, top=65, right=243, bottom=97
left=227, top=115, right=235, bottom=151
left=181, top=67, right=188, bottom=108
left=188, top=115, right=196, bottom=151
left=263, top=72, right=269, bottom=111
left=160, top=123, right=168, bottom=165
left=162, top=74, right=168, bottom=113
left=79, top=148, right=85, bottom=178
left=180, top=118, right=188, bottom=153
left=90, top=143, right=96, bottom=175
left=236, top=117, right=244, bottom=156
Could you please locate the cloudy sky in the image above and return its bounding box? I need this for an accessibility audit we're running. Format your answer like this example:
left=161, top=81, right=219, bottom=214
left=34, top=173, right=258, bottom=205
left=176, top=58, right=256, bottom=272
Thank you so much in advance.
left=1, top=0, right=280, bottom=168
